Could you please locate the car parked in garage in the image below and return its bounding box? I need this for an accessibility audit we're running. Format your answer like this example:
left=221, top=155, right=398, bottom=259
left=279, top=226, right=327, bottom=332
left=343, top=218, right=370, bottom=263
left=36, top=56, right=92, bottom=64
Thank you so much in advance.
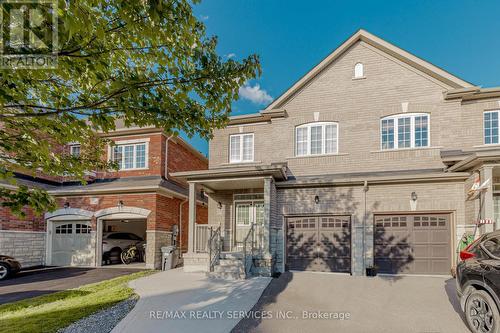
left=0, top=255, right=21, bottom=280
left=456, top=230, right=500, bottom=333
left=102, top=232, right=144, bottom=264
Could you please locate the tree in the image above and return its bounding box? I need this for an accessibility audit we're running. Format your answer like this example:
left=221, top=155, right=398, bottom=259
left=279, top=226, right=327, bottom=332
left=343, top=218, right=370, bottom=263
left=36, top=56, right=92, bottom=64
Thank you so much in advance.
left=0, top=0, right=261, bottom=216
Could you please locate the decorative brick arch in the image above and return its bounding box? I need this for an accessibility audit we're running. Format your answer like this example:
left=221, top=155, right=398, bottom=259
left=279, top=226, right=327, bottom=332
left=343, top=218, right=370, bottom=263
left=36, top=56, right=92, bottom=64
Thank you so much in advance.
left=94, top=206, right=151, bottom=219
left=45, top=208, right=94, bottom=220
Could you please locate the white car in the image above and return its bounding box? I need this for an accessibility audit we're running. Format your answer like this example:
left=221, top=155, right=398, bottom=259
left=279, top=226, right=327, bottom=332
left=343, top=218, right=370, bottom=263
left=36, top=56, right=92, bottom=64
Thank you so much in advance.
left=102, top=232, right=143, bottom=263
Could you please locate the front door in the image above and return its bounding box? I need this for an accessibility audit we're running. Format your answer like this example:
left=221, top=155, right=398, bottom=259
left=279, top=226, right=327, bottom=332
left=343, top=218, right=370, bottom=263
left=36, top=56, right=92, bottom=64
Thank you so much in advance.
left=234, top=201, right=264, bottom=250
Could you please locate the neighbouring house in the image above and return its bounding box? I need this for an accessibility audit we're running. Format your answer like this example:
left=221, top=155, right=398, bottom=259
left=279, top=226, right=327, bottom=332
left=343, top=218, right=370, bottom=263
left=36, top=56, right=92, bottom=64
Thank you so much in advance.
left=175, top=29, right=500, bottom=278
left=0, top=121, right=208, bottom=269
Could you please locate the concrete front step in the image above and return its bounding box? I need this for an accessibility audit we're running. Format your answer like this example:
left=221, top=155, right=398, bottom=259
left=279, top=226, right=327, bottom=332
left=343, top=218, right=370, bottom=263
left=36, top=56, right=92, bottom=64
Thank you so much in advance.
left=218, top=258, right=244, bottom=266
left=207, top=271, right=243, bottom=280
left=220, top=252, right=244, bottom=260
left=214, top=265, right=245, bottom=274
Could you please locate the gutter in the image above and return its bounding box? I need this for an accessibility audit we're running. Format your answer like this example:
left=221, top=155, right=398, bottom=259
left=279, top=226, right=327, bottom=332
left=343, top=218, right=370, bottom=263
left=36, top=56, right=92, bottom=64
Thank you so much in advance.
left=178, top=199, right=188, bottom=258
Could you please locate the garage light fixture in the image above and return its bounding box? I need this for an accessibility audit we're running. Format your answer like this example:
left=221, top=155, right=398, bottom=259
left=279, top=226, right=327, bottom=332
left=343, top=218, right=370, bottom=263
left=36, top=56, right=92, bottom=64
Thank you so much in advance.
left=118, top=200, right=124, bottom=208
left=63, top=202, right=70, bottom=208
left=314, top=195, right=320, bottom=204
left=411, top=192, right=418, bottom=201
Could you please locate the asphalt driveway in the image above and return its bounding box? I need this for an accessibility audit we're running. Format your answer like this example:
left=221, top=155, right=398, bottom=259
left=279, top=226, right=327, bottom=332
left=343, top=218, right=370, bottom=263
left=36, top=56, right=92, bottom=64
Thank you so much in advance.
left=233, top=272, right=470, bottom=333
left=0, top=267, right=142, bottom=304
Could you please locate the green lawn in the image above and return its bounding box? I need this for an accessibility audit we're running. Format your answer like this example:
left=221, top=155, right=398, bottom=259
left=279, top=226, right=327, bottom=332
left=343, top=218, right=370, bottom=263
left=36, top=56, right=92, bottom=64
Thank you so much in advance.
left=0, top=270, right=155, bottom=333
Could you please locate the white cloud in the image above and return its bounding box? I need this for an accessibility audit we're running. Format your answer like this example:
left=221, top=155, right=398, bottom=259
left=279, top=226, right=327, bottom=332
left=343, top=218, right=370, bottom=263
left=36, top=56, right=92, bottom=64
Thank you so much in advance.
left=226, top=53, right=236, bottom=59
left=239, top=83, right=273, bottom=105
left=200, top=15, right=209, bottom=21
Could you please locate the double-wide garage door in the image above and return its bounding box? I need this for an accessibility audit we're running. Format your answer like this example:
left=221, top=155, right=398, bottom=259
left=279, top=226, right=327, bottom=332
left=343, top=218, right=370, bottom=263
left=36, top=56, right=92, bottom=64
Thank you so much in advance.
left=52, top=221, right=93, bottom=266
left=286, top=216, right=351, bottom=272
left=374, top=214, right=451, bottom=275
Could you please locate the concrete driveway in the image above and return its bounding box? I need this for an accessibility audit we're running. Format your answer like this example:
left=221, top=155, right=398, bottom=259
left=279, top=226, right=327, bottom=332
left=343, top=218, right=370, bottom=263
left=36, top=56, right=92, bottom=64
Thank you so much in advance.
left=233, top=272, right=471, bottom=333
left=113, top=268, right=271, bottom=333
left=0, top=267, right=142, bottom=304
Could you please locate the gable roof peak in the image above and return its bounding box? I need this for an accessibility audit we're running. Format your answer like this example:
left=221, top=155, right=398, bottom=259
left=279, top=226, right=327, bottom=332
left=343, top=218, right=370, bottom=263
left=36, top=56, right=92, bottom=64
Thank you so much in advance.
left=265, top=29, right=474, bottom=110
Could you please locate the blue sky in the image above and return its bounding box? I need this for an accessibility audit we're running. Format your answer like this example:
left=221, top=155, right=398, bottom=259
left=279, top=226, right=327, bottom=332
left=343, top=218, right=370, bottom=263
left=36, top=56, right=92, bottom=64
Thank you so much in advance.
left=183, top=0, right=500, bottom=155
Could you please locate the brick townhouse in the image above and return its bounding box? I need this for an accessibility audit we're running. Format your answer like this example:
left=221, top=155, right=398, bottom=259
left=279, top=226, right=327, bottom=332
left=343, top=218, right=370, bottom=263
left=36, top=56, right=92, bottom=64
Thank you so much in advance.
left=176, top=29, right=500, bottom=278
left=0, top=122, right=208, bottom=269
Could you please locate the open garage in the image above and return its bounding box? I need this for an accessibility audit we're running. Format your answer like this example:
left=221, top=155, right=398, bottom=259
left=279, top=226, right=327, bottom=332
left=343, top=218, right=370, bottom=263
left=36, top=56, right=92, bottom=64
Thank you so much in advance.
left=101, top=218, right=147, bottom=266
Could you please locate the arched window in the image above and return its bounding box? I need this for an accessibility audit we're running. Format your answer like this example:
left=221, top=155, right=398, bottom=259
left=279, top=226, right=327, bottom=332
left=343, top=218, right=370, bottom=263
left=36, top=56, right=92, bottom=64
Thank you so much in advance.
left=295, top=122, right=338, bottom=156
left=354, top=63, right=364, bottom=78
left=380, top=113, right=429, bottom=150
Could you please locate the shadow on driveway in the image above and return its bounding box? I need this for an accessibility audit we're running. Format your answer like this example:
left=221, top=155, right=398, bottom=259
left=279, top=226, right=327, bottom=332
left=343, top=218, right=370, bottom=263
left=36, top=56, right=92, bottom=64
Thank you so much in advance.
left=0, top=267, right=141, bottom=304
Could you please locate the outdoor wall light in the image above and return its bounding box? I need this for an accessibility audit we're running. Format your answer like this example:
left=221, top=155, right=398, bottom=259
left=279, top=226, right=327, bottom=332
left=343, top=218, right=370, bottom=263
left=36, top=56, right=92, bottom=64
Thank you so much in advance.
left=200, top=189, right=205, bottom=198
left=217, top=201, right=222, bottom=209
left=63, top=202, right=70, bottom=208
left=314, top=195, right=320, bottom=204
left=411, top=192, right=418, bottom=201
left=118, top=200, right=124, bottom=208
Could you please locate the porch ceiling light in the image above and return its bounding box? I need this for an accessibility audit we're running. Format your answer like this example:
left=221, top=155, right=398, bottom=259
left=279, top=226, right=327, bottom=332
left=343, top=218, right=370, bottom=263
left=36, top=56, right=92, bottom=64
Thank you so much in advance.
left=314, top=195, right=320, bottom=204
left=411, top=192, right=418, bottom=201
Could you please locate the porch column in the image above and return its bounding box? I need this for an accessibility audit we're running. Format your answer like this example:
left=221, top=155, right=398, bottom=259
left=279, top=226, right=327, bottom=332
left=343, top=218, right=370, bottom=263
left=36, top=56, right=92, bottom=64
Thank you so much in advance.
left=262, top=177, right=272, bottom=257
left=187, top=182, right=197, bottom=253
left=480, top=165, right=495, bottom=233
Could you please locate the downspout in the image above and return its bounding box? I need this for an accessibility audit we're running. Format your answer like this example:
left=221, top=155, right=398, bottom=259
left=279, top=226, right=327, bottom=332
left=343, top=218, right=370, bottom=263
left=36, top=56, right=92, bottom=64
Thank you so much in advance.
left=362, top=180, right=369, bottom=275
left=179, top=198, right=189, bottom=258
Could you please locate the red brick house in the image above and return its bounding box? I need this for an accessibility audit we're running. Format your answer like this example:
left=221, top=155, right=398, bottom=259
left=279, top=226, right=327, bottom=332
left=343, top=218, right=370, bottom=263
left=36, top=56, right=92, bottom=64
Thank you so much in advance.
left=0, top=123, right=208, bottom=269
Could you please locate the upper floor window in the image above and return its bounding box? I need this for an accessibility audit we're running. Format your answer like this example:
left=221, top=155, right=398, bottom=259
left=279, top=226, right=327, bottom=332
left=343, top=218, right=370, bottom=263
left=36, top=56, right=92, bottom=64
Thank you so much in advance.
left=112, top=142, right=148, bottom=170
left=484, top=111, right=499, bottom=144
left=70, top=144, right=81, bottom=157
left=381, top=113, right=429, bottom=150
left=229, top=133, right=254, bottom=163
left=354, top=63, right=364, bottom=78
left=295, top=122, right=338, bottom=156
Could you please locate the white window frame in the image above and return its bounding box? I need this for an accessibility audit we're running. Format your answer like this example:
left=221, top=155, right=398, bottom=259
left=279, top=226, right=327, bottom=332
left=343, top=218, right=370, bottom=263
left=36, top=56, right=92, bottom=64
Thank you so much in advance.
left=354, top=62, right=364, bottom=78
left=295, top=122, right=339, bottom=157
left=110, top=140, right=149, bottom=170
left=484, top=110, right=500, bottom=145
left=69, top=144, right=81, bottom=157
left=380, top=113, right=430, bottom=150
left=229, top=133, right=254, bottom=163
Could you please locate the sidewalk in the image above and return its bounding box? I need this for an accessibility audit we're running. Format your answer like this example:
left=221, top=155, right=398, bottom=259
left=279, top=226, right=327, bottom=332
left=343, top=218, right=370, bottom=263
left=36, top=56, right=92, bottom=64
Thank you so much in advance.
left=112, top=268, right=272, bottom=333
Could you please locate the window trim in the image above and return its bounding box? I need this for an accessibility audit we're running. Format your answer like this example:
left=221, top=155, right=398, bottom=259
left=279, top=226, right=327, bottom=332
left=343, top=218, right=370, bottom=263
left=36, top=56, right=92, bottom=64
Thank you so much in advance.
left=354, top=62, right=364, bottom=79
left=109, top=141, right=149, bottom=170
left=69, top=144, right=81, bottom=157
left=295, top=122, right=339, bottom=157
left=483, top=110, right=500, bottom=145
left=379, top=113, right=430, bottom=150
left=229, top=133, right=254, bottom=163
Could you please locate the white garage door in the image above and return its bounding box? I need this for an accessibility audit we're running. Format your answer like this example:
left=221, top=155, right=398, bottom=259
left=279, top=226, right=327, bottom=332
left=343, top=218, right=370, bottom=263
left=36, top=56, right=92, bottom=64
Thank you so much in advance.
left=52, top=221, right=93, bottom=266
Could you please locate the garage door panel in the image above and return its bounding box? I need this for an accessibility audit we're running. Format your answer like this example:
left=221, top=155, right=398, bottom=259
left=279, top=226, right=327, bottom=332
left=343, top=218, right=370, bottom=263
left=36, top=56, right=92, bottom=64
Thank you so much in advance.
left=52, top=222, right=93, bottom=267
left=375, top=214, right=451, bottom=275
left=287, top=216, right=351, bottom=273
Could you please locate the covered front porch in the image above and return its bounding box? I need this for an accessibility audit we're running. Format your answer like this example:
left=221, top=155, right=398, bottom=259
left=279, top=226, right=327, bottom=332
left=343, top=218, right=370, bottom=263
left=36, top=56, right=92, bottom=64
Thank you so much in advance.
left=173, top=164, right=287, bottom=277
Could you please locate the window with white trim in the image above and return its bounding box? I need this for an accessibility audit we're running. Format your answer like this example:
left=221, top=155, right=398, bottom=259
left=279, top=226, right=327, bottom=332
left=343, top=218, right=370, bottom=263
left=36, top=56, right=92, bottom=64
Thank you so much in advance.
left=70, top=144, right=81, bottom=157
left=229, top=133, right=254, bottom=163
left=354, top=63, right=364, bottom=78
left=380, top=113, right=429, bottom=150
left=112, top=142, right=148, bottom=170
left=295, top=122, right=338, bottom=156
left=484, top=111, right=499, bottom=145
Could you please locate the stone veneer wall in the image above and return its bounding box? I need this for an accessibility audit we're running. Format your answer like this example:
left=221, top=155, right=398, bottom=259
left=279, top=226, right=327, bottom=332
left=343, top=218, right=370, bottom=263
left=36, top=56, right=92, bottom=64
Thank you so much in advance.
left=0, top=230, right=46, bottom=267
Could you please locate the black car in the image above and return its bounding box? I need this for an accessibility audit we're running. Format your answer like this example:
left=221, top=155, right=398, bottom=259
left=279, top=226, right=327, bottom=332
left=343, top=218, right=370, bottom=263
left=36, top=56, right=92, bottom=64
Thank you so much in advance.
left=456, top=230, right=500, bottom=333
left=0, top=255, right=21, bottom=281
